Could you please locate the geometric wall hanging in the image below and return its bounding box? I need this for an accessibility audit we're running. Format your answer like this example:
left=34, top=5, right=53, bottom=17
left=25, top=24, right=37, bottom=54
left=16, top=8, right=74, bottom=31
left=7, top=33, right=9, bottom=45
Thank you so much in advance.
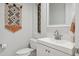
left=5, top=3, right=22, bottom=33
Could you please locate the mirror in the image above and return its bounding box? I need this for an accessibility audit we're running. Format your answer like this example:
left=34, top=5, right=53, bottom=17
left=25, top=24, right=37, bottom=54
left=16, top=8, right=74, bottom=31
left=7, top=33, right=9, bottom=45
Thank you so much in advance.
left=47, top=3, right=76, bottom=27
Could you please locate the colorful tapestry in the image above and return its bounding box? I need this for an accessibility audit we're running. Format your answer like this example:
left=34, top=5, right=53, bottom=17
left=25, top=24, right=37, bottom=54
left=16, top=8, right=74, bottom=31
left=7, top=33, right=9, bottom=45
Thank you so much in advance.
left=5, top=3, right=22, bottom=33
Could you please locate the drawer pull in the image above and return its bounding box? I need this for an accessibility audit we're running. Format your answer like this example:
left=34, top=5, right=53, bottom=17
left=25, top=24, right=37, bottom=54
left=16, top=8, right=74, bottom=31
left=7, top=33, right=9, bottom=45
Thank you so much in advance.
left=45, top=49, right=50, bottom=53
left=48, top=50, right=50, bottom=53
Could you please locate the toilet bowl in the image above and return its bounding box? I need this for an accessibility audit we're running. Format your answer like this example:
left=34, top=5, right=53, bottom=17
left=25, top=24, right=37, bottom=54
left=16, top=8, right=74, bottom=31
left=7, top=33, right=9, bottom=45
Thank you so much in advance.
left=16, top=38, right=37, bottom=56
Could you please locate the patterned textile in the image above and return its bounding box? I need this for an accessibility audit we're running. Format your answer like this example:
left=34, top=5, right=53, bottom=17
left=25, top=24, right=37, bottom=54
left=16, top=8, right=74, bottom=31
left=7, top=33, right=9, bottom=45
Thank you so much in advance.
left=5, top=3, right=22, bottom=32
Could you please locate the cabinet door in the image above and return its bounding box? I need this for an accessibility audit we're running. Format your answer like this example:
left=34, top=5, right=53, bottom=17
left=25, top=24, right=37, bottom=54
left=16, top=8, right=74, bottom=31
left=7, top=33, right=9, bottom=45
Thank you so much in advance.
left=47, top=47, right=70, bottom=56
left=37, top=43, right=70, bottom=56
left=37, top=43, right=49, bottom=56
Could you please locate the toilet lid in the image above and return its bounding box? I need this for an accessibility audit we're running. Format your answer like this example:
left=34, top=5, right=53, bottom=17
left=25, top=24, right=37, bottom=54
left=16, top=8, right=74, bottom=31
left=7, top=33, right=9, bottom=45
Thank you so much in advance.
left=16, top=48, right=34, bottom=55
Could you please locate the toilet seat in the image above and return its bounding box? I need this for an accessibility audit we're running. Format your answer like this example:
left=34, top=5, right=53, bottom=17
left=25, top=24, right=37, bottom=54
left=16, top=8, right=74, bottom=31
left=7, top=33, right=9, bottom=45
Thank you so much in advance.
left=16, top=48, right=34, bottom=56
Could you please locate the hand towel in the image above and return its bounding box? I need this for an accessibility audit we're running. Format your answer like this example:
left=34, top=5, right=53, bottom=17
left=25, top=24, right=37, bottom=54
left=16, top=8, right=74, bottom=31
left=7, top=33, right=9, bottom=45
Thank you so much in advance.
left=70, top=16, right=75, bottom=34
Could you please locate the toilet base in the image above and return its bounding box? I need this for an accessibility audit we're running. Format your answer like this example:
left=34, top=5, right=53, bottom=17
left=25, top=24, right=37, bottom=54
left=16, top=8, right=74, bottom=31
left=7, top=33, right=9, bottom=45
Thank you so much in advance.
left=16, top=49, right=36, bottom=56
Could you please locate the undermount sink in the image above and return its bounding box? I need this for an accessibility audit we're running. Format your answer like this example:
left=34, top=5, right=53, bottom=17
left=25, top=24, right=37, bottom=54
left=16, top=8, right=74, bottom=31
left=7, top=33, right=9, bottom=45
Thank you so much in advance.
left=37, top=37, right=75, bottom=55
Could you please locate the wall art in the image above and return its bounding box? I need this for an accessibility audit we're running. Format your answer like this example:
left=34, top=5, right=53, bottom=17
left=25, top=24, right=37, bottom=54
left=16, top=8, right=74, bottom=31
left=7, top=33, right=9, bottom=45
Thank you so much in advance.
left=5, top=3, right=22, bottom=33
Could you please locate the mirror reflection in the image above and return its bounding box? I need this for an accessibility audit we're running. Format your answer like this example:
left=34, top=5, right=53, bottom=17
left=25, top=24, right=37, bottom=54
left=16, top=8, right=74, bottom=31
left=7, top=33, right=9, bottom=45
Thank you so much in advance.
left=47, top=3, right=76, bottom=27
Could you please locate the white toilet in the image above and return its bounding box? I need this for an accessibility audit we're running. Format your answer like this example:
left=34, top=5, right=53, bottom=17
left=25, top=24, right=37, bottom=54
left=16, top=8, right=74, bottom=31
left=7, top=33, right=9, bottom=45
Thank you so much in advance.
left=16, top=38, right=37, bottom=56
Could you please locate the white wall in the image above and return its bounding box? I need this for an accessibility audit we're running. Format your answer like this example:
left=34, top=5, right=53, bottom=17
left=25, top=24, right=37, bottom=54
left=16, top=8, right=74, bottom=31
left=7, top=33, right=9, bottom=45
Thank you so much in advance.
left=0, top=3, right=35, bottom=56
left=65, top=3, right=76, bottom=25
left=32, top=3, right=47, bottom=38
left=32, top=3, right=40, bottom=38
left=75, top=4, right=79, bottom=48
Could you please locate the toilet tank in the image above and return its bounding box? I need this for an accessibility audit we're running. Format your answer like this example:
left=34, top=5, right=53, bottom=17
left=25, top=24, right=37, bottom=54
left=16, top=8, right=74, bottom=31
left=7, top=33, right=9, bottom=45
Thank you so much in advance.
left=30, top=38, right=37, bottom=49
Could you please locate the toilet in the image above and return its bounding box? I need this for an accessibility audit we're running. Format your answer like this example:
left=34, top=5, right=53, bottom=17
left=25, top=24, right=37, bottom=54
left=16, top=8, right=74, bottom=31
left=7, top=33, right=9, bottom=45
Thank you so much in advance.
left=16, top=38, right=37, bottom=56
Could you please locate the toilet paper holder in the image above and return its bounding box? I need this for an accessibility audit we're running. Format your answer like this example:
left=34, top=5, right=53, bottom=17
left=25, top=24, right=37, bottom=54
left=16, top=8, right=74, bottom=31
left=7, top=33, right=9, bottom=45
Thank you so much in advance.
left=0, top=43, right=7, bottom=49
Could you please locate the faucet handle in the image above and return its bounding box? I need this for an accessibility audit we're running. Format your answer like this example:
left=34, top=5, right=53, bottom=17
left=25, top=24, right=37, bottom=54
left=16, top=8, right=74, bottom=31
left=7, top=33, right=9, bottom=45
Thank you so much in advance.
left=54, top=30, right=63, bottom=40
left=53, top=30, right=58, bottom=37
left=54, top=30, right=59, bottom=35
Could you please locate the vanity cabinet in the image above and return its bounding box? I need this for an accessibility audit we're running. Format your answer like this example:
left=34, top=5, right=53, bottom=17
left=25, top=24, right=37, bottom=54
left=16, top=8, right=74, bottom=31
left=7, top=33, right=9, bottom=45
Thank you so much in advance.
left=37, top=43, right=71, bottom=56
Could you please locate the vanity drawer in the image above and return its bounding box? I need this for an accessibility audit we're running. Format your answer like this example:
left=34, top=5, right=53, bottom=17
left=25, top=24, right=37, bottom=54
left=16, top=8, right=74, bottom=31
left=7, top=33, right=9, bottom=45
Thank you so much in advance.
left=37, top=43, right=70, bottom=56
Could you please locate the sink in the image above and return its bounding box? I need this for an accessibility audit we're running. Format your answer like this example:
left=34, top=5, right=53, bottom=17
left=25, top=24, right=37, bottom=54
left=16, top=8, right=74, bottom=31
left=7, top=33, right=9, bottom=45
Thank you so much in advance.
left=37, top=37, right=75, bottom=55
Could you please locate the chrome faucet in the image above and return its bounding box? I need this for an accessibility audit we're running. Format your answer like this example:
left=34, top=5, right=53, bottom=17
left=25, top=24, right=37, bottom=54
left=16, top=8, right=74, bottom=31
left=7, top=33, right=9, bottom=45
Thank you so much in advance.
left=54, top=30, right=62, bottom=40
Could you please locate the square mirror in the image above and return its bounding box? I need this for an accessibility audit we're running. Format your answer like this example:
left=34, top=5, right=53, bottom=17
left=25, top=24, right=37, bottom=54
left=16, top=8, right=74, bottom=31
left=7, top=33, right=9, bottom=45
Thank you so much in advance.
left=47, top=3, right=76, bottom=27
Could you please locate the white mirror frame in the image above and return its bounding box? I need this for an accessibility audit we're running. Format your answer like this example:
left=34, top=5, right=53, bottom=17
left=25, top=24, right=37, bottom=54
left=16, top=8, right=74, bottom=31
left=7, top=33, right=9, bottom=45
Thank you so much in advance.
left=46, top=3, right=69, bottom=27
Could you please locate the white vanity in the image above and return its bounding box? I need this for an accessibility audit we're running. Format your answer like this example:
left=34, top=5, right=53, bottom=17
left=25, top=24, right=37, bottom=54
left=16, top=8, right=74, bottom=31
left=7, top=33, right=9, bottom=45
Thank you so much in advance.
left=37, top=38, right=75, bottom=56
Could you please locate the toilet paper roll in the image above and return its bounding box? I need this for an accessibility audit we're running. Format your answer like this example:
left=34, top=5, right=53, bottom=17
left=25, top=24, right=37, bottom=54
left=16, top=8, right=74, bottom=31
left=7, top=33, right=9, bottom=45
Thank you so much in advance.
left=2, top=44, right=7, bottom=48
